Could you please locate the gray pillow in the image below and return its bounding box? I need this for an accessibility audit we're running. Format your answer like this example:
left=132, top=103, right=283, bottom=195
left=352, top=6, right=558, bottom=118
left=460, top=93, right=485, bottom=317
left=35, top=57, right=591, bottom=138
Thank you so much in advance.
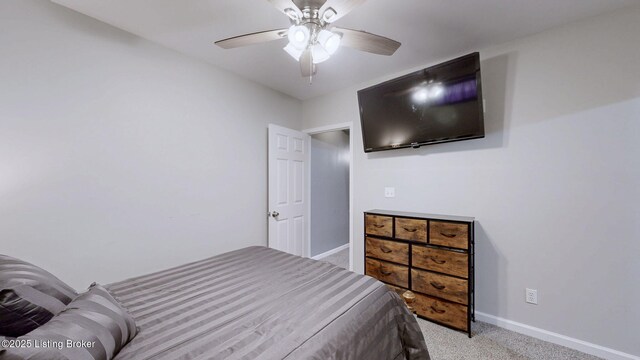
left=0, top=255, right=78, bottom=337
left=1, top=284, right=137, bottom=360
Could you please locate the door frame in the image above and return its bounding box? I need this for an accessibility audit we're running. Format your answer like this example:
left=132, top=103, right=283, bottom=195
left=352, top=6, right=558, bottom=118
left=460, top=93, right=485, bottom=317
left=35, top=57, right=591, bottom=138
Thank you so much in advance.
left=303, top=122, right=354, bottom=271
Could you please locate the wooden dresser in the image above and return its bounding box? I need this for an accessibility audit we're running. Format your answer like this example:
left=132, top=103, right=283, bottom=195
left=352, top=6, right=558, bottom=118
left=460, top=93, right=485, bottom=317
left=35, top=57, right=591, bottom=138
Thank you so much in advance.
left=364, top=209, right=475, bottom=337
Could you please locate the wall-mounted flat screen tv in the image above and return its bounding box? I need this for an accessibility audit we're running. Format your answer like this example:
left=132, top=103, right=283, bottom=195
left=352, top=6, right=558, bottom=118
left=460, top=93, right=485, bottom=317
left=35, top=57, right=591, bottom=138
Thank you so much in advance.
left=358, top=52, right=484, bottom=153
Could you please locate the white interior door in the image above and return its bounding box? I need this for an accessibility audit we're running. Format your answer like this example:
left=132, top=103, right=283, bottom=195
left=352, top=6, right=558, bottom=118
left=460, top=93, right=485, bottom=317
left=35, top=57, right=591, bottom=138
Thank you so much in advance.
left=268, top=124, right=310, bottom=257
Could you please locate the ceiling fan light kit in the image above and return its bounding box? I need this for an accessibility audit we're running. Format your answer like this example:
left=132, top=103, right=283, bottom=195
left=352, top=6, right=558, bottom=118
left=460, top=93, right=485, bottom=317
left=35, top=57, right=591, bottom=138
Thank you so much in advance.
left=284, top=26, right=340, bottom=64
left=214, top=0, right=401, bottom=80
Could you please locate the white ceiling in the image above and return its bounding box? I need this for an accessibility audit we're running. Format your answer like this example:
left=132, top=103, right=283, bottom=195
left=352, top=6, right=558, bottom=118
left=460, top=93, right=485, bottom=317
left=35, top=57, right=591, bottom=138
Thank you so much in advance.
left=52, top=0, right=636, bottom=100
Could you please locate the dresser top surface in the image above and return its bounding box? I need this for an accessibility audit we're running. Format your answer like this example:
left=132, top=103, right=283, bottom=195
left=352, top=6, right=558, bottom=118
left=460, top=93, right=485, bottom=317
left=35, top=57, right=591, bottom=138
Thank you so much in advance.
left=365, top=209, right=475, bottom=223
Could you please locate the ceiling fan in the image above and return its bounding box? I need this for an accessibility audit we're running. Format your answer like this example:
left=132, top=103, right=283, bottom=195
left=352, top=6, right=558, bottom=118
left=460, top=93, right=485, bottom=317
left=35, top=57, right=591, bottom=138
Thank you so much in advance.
left=214, top=0, right=401, bottom=81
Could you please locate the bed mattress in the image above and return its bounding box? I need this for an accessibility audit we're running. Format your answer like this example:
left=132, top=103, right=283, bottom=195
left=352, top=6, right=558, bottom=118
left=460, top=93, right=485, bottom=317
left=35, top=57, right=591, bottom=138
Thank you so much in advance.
left=107, top=246, right=429, bottom=360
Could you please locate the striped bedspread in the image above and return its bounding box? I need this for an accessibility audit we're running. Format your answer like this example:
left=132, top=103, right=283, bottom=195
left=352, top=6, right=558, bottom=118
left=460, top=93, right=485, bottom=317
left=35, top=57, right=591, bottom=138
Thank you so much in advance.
left=107, top=246, right=429, bottom=360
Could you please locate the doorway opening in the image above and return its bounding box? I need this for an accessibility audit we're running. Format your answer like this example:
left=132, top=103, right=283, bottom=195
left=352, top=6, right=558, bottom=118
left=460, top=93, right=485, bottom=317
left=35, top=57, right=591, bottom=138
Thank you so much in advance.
left=305, top=123, right=353, bottom=271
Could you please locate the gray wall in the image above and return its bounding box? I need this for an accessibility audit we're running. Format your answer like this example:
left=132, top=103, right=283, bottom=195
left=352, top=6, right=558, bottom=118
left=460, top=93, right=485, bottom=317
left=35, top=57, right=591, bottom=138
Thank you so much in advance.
left=302, top=6, right=640, bottom=357
left=0, top=0, right=301, bottom=289
left=310, top=131, right=350, bottom=256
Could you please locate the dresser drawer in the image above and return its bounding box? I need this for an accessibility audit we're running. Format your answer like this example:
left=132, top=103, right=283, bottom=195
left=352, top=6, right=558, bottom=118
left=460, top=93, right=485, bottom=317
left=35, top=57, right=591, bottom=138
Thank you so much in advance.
left=429, top=221, right=469, bottom=249
left=366, top=237, right=409, bottom=265
left=411, top=268, right=468, bottom=305
left=365, top=258, right=409, bottom=288
left=412, top=246, right=468, bottom=279
left=365, top=214, right=393, bottom=237
left=395, top=218, right=427, bottom=242
left=414, top=293, right=468, bottom=331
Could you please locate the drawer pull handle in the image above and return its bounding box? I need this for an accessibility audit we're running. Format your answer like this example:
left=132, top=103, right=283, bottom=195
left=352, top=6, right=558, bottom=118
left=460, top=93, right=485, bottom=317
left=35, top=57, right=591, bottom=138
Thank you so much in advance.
left=374, top=224, right=385, bottom=228
left=430, top=257, right=446, bottom=265
left=440, top=232, right=457, bottom=238
left=380, top=269, right=393, bottom=276
left=380, top=246, right=392, bottom=253
left=430, top=282, right=446, bottom=290
left=403, top=227, right=417, bottom=233
left=430, top=306, right=446, bottom=314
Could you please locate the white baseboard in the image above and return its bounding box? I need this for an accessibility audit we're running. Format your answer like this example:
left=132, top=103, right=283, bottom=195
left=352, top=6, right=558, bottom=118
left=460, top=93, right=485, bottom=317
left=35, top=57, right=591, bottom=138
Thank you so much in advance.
left=311, top=244, right=349, bottom=260
left=475, top=312, right=639, bottom=360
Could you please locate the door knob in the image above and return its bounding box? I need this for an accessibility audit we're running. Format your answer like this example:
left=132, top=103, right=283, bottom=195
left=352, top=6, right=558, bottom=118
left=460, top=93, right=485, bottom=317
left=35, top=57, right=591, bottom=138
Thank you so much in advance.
left=269, top=211, right=280, bottom=218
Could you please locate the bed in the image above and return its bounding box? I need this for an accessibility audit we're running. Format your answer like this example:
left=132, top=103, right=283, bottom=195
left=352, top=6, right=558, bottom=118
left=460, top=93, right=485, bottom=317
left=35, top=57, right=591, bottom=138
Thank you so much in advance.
left=1, top=246, right=428, bottom=360
left=106, top=246, right=430, bottom=360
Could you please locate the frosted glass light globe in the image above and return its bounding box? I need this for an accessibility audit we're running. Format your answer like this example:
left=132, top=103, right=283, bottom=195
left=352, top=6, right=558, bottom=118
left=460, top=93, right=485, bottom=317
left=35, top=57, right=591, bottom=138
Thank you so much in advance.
left=287, top=25, right=310, bottom=50
left=311, top=44, right=330, bottom=64
left=317, top=30, right=342, bottom=55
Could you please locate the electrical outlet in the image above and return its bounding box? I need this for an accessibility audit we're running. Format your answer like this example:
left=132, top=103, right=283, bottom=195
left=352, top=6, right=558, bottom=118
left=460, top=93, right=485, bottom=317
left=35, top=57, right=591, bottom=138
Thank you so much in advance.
left=526, top=288, right=538, bottom=305
left=384, top=187, right=395, bottom=198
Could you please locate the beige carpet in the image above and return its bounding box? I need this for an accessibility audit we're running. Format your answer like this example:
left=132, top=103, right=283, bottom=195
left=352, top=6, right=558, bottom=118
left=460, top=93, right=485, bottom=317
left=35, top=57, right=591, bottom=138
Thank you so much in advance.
left=318, top=247, right=349, bottom=269
left=319, top=247, right=600, bottom=360
left=417, top=318, right=600, bottom=360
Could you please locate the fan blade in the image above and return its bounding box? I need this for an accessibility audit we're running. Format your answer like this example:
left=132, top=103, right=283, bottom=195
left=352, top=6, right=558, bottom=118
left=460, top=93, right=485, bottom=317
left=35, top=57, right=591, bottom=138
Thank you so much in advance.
left=267, top=0, right=303, bottom=19
left=300, top=49, right=317, bottom=77
left=215, top=29, right=288, bottom=49
left=333, top=27, right=400, bottom=55
left=320, top=0, right=366, bottom=23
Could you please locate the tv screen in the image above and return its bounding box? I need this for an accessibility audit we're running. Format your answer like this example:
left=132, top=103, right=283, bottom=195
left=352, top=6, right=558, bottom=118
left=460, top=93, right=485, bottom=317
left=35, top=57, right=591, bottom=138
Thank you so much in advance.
left=358, top=52, right=484, bottom=152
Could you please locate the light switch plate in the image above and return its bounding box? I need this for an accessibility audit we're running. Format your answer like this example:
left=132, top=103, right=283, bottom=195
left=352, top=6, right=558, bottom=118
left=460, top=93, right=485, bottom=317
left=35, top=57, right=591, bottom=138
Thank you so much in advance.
left=384, top=187, right=395, bottom=198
